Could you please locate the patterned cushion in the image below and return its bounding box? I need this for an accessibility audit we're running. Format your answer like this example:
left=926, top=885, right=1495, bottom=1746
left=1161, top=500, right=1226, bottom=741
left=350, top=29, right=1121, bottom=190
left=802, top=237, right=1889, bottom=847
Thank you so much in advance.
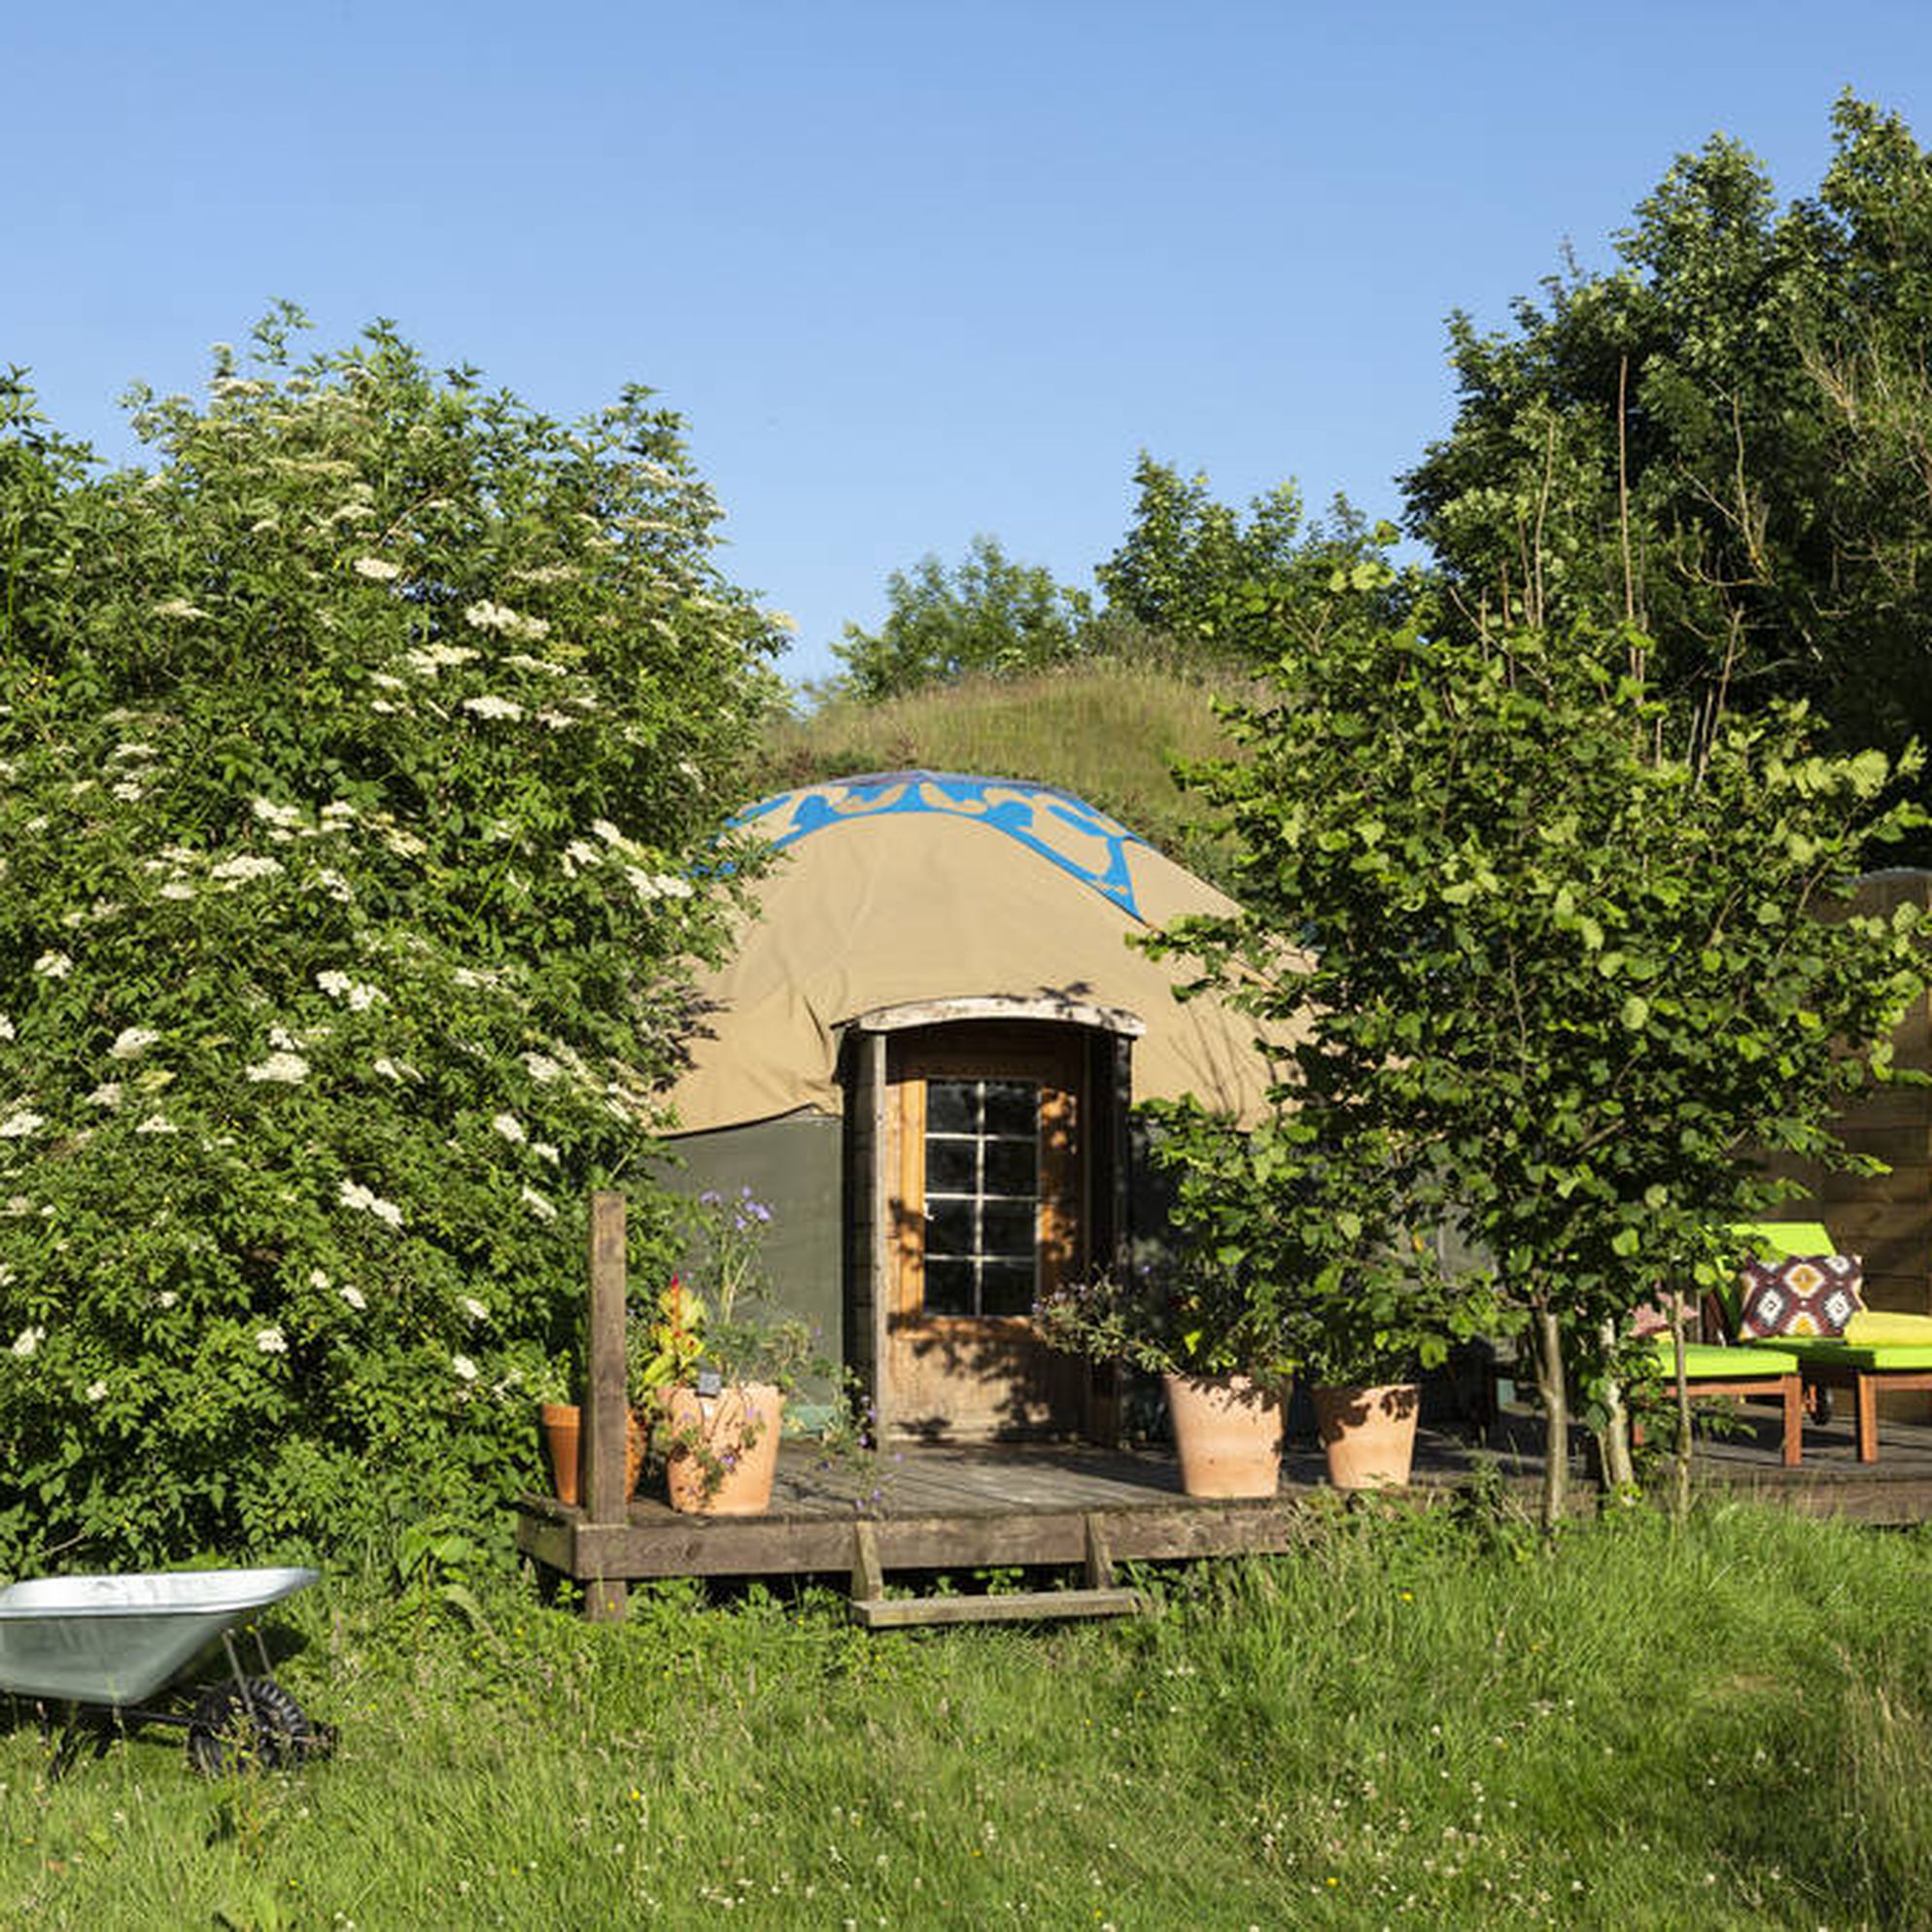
left=1737, top=1254, right=1864, bottom=1339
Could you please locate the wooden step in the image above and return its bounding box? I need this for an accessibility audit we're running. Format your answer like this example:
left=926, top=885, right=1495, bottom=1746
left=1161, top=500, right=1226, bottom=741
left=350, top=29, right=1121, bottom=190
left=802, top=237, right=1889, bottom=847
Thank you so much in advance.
left=850, top=1585, right=1145, bottom=1629
left=845, top=1513, right=1148, bottom=1629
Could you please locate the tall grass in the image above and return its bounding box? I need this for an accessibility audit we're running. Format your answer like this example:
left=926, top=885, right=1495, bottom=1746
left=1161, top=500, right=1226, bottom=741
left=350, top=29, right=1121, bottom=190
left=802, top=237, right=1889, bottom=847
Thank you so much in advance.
left=6, top=1501, right=1931, bottom=1927
left=760, top=657, right=1257, bottom=883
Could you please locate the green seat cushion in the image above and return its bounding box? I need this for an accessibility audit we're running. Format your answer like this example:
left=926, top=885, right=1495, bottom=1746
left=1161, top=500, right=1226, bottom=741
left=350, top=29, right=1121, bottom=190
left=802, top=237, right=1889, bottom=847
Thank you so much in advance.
left=1737, top=1335, right=1932, bottom=1371
left=1844, top=1311, right=1932, bottom=1346
left=1731, top=1221, right=1836, bottom=1259
left=1656, top=1339, right=1799, bottom=1379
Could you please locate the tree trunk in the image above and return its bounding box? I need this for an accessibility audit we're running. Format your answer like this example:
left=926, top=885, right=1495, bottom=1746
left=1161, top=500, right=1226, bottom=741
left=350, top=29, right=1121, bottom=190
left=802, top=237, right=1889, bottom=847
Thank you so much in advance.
left=1670, top=1294, right=1693, bottom=1522
left=1533, top=1304, right=1569, bottom=1533
left=1598, top=1316, right=1636, bottom=1498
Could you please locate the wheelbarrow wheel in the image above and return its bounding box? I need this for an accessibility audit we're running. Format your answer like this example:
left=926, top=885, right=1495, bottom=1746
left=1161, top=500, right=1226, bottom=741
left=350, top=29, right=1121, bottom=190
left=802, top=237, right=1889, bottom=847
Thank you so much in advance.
left=186, top=1676, right=314, bottom=1777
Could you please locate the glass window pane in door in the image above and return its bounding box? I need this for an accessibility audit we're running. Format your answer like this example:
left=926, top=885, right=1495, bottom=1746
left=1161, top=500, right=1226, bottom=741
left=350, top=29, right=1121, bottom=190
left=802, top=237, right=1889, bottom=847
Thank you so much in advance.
left=983, top=1137, right=1036, bottom=1197
left=981, top=1259, right=1037, bottom=1317
left=923, top=1259, right=975, bottom=1317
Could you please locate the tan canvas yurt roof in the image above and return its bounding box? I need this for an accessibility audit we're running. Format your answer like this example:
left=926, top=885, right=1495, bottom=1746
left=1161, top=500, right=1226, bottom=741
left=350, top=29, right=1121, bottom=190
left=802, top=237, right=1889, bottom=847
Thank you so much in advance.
left=667, top=772, right=1294, bottom=1134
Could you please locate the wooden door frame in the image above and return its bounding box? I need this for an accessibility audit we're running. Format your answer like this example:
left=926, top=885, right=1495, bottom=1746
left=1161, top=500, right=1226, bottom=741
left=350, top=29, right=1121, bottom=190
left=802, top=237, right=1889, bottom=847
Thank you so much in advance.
left=840, top=998, right=1142, bottom=1441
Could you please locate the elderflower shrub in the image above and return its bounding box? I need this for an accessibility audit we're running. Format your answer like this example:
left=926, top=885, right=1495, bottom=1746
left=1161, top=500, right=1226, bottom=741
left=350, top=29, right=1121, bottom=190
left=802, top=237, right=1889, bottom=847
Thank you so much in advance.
left=0, top=310, right=783, bottom=1569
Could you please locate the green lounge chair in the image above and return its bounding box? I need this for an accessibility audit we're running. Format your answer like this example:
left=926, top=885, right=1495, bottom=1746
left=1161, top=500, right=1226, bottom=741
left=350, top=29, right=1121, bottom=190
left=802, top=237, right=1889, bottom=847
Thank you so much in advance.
left=1639, top=1331, right=1804, bottom=1468
left=1722, top=1221, right=1932, bottom=1465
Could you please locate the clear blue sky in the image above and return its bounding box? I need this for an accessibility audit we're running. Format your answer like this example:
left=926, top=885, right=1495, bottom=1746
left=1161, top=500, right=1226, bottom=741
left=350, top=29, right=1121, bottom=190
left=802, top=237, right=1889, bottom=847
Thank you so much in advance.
left=9, top=2, right=1932, bottom=688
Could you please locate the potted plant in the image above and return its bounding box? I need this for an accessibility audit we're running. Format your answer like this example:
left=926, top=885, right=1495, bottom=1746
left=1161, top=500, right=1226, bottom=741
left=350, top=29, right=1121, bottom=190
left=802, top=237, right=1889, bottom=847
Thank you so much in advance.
left=1123, top=1107, right=1506, bottom=1492
left=1036, top=1255, right=1294, bottom=1498
left=631, top=1189, right=829, bottom=1515
left=1286, top=1243, right=1499, bottom=1490
left=530, top=1353, right=582, bottom=1506
left=528, top=1347, right=645, bottom=1507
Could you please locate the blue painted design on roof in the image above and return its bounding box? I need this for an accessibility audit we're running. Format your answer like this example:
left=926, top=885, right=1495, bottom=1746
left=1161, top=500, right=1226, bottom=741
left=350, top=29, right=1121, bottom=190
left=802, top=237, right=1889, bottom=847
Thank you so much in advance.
left=733, top=772, right=1152, bottom=919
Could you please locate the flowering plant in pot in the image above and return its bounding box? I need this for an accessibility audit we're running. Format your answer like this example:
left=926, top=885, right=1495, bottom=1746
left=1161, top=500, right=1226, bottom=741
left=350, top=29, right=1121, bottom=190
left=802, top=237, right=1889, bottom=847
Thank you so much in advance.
left=630, top=1189, right=830, bottom=1514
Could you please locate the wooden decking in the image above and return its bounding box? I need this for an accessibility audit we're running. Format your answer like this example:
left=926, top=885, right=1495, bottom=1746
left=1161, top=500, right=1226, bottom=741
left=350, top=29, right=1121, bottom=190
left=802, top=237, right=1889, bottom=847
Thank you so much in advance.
left=524, top=1200, right=1932, bottom=1619
left=515, top=1398, right=1932, bottom=1616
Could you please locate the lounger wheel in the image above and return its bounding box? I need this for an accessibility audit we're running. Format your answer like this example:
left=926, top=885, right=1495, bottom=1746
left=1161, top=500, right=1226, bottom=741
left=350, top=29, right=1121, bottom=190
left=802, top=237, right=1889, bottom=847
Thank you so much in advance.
left=186, top=1676, right=314, bottom=1777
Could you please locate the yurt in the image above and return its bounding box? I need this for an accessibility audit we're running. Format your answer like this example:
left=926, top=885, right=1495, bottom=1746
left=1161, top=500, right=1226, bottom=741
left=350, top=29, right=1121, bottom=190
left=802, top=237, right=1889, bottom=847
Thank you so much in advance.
left=663, top=771, right=1296, bottom=1443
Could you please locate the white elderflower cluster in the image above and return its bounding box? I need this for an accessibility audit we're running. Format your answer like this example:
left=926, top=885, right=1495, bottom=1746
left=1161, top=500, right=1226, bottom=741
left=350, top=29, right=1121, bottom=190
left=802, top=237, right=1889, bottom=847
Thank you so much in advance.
left=256, top=1327, right=289, bottom=1354
left=245, top=1051, right=309, bottom=1085
left=590, top=818, right=638, bottom=854
left=353, top=556, right=401, bottom=581
left=338, top=1179, right=404, bottom=1227
left=315, top=970, right=384, bottom=1010
left=462, top=694, right=524, bottom=721
left=208, top=854, right=284, bottom=885
left=251, top=798, right=304, bottom=830
left=33, top=951, right=73, bottom=979
left=492, top=1113, right=527, bottom=1145
left=399, top=642, right=479, bottom=677
left=625, top=867, right=694, bottom=904
left=0, top=1111, right=45, bottom=1139
left=520, top=1184, right=557, bottom=1222
left=108, top=1027, right=160, bottom=1059
left=463, top=600, right=550, bottom=640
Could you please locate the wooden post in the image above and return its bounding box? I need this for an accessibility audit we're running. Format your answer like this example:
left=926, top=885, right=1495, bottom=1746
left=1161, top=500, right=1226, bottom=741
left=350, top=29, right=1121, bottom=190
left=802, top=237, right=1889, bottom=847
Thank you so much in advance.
left=584, top=1190, right=629, bottom=1622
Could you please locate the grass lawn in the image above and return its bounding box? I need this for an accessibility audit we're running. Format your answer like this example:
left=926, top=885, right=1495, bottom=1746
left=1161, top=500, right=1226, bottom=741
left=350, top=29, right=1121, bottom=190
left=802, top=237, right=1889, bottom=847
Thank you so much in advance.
left=4, top=1496, right=1930, bottom=1928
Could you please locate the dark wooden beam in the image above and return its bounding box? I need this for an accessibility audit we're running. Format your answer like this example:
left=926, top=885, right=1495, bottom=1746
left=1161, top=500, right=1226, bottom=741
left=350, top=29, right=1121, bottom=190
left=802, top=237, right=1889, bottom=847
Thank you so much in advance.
left=584, top=1190, right=630, bottom=1622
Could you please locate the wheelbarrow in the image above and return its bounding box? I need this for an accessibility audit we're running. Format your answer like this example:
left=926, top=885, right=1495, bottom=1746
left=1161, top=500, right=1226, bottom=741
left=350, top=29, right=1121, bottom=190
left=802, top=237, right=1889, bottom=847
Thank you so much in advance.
left=0, top=1567, right=332, bottom=1777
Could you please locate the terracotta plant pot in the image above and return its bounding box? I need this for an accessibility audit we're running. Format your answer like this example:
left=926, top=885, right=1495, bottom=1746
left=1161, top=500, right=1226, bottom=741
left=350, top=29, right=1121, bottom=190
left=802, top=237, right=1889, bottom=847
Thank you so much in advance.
left=539, top=1401, right=581, bottom=1506
left=539, top=1402, right=647, bottom=1506
left=1312, top=1382, right=1421, bottom=1490
left=626, top=1410, right=647, bottom=1500
left=659, top=1382, right=785, bottom=1515
left=1161, top=1372, right=1285, bottom=1498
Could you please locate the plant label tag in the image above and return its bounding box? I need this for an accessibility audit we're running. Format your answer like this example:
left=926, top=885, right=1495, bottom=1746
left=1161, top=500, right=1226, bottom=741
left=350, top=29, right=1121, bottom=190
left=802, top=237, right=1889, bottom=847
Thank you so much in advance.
left=696, top=1368, right=723, bottom=1397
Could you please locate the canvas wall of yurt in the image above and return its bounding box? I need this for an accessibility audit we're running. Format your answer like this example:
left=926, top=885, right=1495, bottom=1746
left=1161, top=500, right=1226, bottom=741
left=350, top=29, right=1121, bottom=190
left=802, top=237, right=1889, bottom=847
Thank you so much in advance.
left=661, top=771, right=1295, bottom=1444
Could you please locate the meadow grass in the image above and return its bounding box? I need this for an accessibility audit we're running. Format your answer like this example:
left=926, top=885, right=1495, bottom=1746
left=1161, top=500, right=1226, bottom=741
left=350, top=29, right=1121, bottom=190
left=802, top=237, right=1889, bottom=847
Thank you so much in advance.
left=6, top=1498, right=1932, bottom=1927
left=761, top=658, right=1254, bottom=881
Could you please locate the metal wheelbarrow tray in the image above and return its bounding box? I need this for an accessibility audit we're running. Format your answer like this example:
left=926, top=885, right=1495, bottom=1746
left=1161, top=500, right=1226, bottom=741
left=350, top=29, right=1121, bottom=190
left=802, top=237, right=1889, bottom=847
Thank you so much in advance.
left=0, top=1567, right=332, bottom=1777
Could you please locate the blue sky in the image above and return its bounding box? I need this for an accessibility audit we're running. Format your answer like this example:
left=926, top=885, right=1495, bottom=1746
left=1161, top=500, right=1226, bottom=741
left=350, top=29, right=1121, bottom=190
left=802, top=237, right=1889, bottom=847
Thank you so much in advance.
left=9, top=2, right=1932, bottom=687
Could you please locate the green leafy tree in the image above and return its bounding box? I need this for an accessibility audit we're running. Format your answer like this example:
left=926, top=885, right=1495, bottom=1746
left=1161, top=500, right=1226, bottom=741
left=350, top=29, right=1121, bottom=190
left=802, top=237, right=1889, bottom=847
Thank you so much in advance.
left=0, top=310, right=784, bottom=1568
left=831, top=534, right=1091, bottom=702
left=1097, top=455, right=1329, bottom=650
left=1405, top=94, right=1932, bottom=785
left=1151, top=580, right=1927, bottom=1528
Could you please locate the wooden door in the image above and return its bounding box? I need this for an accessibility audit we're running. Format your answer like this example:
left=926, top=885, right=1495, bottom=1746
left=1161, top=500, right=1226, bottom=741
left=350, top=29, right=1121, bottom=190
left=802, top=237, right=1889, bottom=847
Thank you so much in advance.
left=886, top=1023, right=1089, bottom=1438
